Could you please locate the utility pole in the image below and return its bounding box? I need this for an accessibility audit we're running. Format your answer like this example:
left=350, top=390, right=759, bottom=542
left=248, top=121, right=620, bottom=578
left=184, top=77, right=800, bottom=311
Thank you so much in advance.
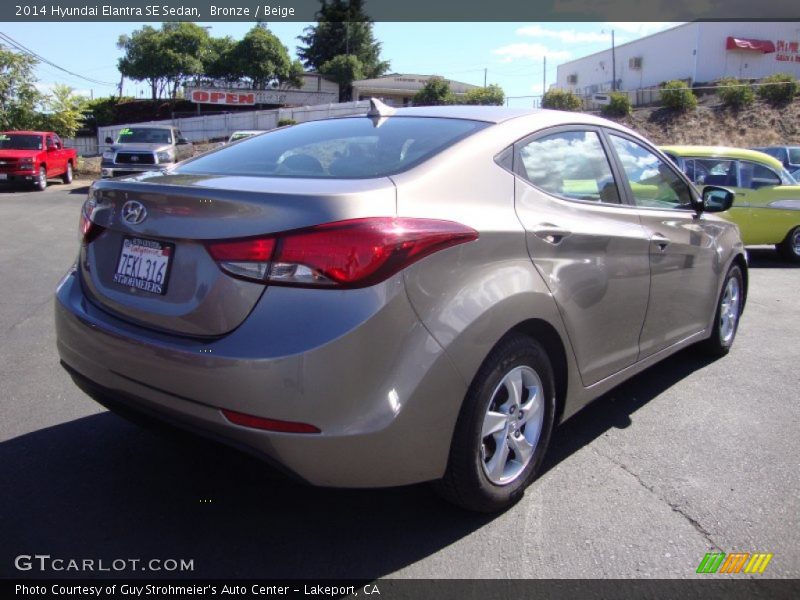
left=484, top=68, right=487, bottom=88
left=543, top=56, right=547, bottom=99
left=611, top=30, right=616, bottom=91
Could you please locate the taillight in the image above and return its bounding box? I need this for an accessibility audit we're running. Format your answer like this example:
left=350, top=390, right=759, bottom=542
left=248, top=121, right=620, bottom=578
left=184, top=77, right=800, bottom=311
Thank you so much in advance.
left=205, top=218, right=478, bottom=288
left=221, top=409, right=321, bottom=434
left=79, top=199, right=104, bottom=245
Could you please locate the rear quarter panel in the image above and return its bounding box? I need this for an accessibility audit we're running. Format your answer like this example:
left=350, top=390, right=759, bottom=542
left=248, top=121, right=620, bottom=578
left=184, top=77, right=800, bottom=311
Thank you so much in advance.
left=391, top=121, right=583, bottom=421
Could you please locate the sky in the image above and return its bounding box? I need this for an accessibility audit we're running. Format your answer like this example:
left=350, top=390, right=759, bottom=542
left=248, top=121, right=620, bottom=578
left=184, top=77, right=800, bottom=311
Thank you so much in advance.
left=0, top=21, right=678, bottom=107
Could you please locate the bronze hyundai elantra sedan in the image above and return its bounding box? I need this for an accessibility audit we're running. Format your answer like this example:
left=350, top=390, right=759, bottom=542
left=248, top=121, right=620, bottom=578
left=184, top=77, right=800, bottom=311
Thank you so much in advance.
left=55, top=103, right=746, bottom=512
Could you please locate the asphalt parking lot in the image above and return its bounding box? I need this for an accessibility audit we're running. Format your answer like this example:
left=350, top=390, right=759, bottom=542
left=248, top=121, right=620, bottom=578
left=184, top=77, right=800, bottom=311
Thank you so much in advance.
left=1, top=182, right=798, bottom=579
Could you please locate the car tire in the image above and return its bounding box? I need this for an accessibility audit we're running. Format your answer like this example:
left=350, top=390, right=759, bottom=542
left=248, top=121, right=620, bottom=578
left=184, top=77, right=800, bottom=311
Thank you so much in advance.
left=434, top=334, right=556, bottom=512
left=62, top=162, right=73, bottom=184
left=700, top=264, right=744, bottom=357
left=776, top=226, right=800, bottom=263
left=35, top=166, right=47, bottom=191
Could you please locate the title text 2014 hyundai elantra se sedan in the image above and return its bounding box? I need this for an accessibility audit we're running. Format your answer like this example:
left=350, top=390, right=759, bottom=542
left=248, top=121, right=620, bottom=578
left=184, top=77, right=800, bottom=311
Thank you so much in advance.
left=55, top=103, right=747, bottom=512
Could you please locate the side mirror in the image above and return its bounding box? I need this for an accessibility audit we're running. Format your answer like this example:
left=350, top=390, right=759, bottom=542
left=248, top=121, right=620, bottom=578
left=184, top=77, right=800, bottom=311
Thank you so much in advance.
left=177, top=137, right=190, bottom=145
left=105, top=137, right=114, bottom=144
left=701, top=185, right=734, bottom=213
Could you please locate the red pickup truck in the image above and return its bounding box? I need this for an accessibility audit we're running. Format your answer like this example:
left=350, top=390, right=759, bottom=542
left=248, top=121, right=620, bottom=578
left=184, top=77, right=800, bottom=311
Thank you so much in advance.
left=0, top=131, right=77, bottom=191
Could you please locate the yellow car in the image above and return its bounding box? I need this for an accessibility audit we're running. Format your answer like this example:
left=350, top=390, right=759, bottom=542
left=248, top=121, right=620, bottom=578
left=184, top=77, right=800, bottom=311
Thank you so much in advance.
left=662, top=146, right=800, bottom=261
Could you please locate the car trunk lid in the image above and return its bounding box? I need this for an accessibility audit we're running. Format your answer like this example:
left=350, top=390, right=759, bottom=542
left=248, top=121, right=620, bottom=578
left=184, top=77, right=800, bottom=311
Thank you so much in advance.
left=79, top=173, right=397, bottom=337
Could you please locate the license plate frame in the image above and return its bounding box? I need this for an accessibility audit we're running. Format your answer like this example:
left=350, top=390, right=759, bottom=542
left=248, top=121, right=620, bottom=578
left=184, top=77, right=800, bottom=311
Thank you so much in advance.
left=113, top=236, right=175, bottom=296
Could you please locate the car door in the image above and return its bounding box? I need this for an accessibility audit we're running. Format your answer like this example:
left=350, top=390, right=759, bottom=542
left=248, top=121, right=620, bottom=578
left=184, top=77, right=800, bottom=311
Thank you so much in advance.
left=175, top=129, right=192, bottom=161
left=736, top=160, right=798, bottom=245
left=52, top=134, right=67, bottom=175
left=679, top=156, right=753, bottom=233
left=513, top=127, right=651, bottom=387
left=605, top=133, right=721, bottom=358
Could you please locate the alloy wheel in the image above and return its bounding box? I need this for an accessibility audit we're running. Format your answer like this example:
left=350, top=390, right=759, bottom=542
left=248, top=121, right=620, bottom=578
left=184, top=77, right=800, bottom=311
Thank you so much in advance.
left=480, top=365, right=544, bottom=485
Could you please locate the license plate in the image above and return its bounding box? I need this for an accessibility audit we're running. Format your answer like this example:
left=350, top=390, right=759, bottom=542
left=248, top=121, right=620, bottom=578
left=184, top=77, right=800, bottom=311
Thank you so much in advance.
left=0, top=174, right=7, bottom=180
left=113, top=237, right=174, bottom=295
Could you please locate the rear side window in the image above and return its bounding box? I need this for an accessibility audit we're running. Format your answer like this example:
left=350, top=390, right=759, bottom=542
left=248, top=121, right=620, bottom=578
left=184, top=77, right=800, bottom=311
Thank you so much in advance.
left=788, top=148, right=800, bottom=164
left=740, top=161, right=781, bottom=189
left=517, top=131, right=621, bottom=204
left=175, top=117, right=488, bottom=179
left=681, top=158, right=737, bottom=186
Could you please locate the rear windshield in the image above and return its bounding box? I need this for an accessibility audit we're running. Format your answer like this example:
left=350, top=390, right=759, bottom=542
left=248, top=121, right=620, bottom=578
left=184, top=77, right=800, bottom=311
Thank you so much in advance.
left=116, top=128, right=173, bottom=144
left=175, top=116, right=488, bottom=179
left=0, top=134, right=42, bottom=150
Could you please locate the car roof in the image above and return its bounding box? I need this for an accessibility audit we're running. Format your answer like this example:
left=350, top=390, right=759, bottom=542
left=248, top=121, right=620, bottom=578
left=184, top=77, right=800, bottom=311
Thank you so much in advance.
left=379, top=105, right=544, bottom=123
left=336, top=105, right=640, bottom=137
left=660, top=145, right=785, bottom=170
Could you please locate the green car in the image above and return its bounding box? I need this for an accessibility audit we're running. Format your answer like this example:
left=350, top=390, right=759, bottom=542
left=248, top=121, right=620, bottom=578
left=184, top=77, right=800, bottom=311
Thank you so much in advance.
left=662, top=146, right=800, bottom=262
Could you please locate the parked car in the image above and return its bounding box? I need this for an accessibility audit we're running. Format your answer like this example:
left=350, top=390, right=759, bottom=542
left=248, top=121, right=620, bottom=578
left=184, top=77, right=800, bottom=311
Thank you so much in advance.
left=0, top=131, right=77, bottom=191
left=750, top=145, right=800, bottom=172
left=101, top=126, right=193, bottom=178
left=226, top=130, right=265, bottom=144
left=662, top=145, right=800, bottom=261
left=56, top=104, right=747, bottom=512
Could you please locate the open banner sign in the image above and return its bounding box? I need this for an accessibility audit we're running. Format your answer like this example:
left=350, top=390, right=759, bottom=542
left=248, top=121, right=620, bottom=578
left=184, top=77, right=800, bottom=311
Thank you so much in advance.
left=190, top=90, right=256, bottom=105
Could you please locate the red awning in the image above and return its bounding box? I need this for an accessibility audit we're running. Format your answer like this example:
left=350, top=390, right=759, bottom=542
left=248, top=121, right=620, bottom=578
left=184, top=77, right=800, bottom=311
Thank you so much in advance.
left=726, top=37, right=776, bottom=53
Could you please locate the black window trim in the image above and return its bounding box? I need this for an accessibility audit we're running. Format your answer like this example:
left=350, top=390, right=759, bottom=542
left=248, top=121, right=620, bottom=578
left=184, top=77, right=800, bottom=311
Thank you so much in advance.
left=512, top=124, right=630, bottom=208
left=674, top=155, right=739, bottom=187
left=601, top=129, right=700, bottom=213
left=738, top=159, right=783, bottom=189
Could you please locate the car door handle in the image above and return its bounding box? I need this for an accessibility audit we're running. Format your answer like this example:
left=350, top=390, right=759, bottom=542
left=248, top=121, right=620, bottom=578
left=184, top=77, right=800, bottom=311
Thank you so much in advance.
left=651, top=234, right=670, bottom=251
left=532, top=224, right=572, bottom=244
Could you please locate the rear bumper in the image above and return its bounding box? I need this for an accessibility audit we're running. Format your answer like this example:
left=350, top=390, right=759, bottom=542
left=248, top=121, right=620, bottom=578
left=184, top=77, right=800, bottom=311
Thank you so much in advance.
left=54, top=268, right=467, bottom=487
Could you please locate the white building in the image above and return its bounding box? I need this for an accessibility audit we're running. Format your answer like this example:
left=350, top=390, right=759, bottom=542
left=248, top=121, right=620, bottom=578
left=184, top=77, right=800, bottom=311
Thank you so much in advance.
left=352, top=74, right=479, bottom=107
left=556, top=22, right=800, bottom=96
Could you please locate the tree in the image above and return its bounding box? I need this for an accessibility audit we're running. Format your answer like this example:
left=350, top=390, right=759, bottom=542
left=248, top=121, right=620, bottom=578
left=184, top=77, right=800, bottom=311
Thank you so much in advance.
left=464, top=84, right=505, bottom=106
left=716, top=77, right=754, bottom=109
left=601, top=92, right=632, bottom=117
left=758, top=73, right=798, bottom=106
left=661, top=80, right=698, bottom=111
left=232, top=25, right=303, bottom=89
left=0, top=44, right=43, bottom=130
left=203, top=36, right=239, bottom=84
left=541, top=89, right=582, bottom=111
left=39, top=84, right=88, bottom=138
left=297, top=0, right=390, bottom=97
left=413, top=77, right=454, bottom=106
left=160, top=23, right=210, bottom=98
left=118, top=24, right=213, bottom=100
left=117, top=26, right=170, bottom=100
left=319, top=54, right=364, bottom=101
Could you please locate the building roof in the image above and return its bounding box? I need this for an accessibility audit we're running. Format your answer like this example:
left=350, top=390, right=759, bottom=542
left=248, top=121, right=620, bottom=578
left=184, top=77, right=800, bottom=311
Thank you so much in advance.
left=558, top=23, right=694, bottom=69
left=353, top=74, right=479, bottom=91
